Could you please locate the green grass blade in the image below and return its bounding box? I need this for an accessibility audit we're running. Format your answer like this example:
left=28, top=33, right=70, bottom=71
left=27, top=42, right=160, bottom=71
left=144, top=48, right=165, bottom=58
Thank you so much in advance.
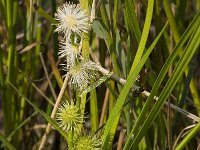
left=0, top=45, right=4, bottom=87
left=163, top=0, right=200, bottom=117
left=103, top=114, right=120, bottom=150
left=5, top=0, right=19, bottom=140
left=129, top=22, right=200, bottom=148
left=175, top=122, right=200, bottom=150
left=90, top=89, right=99, bottom=133
left=102, top=23, right=167, bottom=148
left=92, top=20, right=109, bottom=39
left=190, top=79, right=200, bottom=116
left=79, top=72, right=113, bottom=96
left=124, top=12, right=200, bottom=149
left=8, top=81, right=68, bottom=140
left=33, top=4, right=57, bottom=24
left=129, top=0, right=154, bottom=72
left=5, top=112, right=38, bottom=143
left=163, top=0, right=181, bottom=43
left=0, top=132, right=16, bottom=150
left=51, top=0, right=59, bottom=60
left=99, top=1, right=121, bottom=76
left=124, top=0, right=141, bottom=42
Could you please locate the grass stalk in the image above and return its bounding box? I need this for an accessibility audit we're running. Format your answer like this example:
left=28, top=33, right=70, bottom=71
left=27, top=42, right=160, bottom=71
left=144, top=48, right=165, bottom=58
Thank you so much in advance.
left=163, top=0, right=181, bottom=43
left=164, top=0, right=200, bottom=118
left=129, top=0, right=154, bottom=73
left=51, top=0, right=58, bottom=60
left=0, top=0, right=199, bottom=149
left=99, top=1, right=121, bottom=76
left=0, top=45, right=4, bottom=87
left=90, top=89, right=99, bottom=133
left=5, top=0, right=18, bottom=143
left=124, top=13, right=200, bottom=148
left=39, top=75, right=70, bottom=150
left=99, top=88, right=110, bottom=133
left=124, top=0, right=141, bottom=42
left=129, top=21, right=200, bottom=149
left=175, top=122, right=200, bottom=150
left=40, top=53, right=57, bottom=101
left=47, top=52, right=69, bottom=100
left=102, top=23, right=167, bottom=149
left=0, top=132, right=16, bottom=150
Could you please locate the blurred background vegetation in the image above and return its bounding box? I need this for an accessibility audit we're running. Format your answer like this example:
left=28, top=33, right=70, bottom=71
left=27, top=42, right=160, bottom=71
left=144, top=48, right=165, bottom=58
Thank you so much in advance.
left=0, top=0, right=200, bottom=149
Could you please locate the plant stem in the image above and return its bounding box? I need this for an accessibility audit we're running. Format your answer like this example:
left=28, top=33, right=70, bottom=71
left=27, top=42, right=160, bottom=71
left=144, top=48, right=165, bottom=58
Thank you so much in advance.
left=90, top=89, right=99, bottom=133
left=39, top=75, right=70, bottom=150
left=175, top=122, right=200, bottom=150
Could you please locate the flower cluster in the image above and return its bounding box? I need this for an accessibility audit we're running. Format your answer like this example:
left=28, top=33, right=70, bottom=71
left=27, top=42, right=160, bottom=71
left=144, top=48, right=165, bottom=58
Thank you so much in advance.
left=73, top=133, right=102, bottom=150
left=54, top=3, right=90, bottom=38
left=56, top=100, right=102, bottom=149
left=54, top=2, right=97, bottom=92
left=54, top=2, right=102, bottom=149
left=68, top=61, right=97, bottom=92
left=56, top=100, right=83, bottom=132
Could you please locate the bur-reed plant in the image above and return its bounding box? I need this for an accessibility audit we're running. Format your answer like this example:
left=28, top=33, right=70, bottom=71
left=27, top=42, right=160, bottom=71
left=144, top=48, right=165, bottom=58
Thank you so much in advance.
left=0, top=0, right=200, bottom=149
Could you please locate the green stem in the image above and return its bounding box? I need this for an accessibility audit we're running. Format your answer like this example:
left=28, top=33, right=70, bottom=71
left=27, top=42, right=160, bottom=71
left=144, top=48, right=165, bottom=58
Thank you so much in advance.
left=78, top=0, right=90, bottom=134
left=130, top=20, right=200, bottom=149
left=90, top=89, right=99, bottom=133
left=7, top=0, right=14, bottom=82
left=129, top=0, right=154, bottom=73
left=124, top=0, right=141, bottom=42
left=35, top=0, right=42, bottom=68
left=80, top=94, right=87, bottom=123
left=190, top=79, right=200, bottom=116
left=113, top=0, right=118, bottom=31
left=0, top=0, right=6, bottom=25
left=4, top=1, right=19, bottom=148
left=0, top=43, right=4, bottom=87
left=163, top=0, right=181, bottom=44
left=124, top=13, right=200, bottom=149
left=67, top=131, right=74, bottom=150
left=33, top=4, right=57, bottom=24
left=175, top=122, right=200, bottom=150
left=153, top=0, right=167, bottom=71
left=100, top=1, right=120, bottom=76
left=164, top=0, right=200, bottom=117
left=80, top=0, right=90, bottom=59
left=108, top=80, right=115, bottom=114
left=51, top=0, right=59, bottom=60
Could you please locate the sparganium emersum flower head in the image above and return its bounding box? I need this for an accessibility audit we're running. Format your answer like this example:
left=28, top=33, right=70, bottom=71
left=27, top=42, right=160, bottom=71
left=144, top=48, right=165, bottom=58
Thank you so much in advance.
left=67, top=61, right=97, bottom=92
left=58, top=40, right=81, bottom=66
left=73, top=133, right=102, bottom=150
left=56, top=100, right=83, bottom=132
left=54, top=2, right=90, bottom=37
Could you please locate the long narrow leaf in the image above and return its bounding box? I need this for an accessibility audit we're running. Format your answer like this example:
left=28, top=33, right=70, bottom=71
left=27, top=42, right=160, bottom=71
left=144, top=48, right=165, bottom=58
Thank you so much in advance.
left=102, top=22, right=168, bottom=148
left=129, top=0, right=154, bottom=72
left=0, top=132, right=16, bottom=150
left=8, top=81, right=68, bottom=140
left=175, top=122, right=200, bottom=150
left=130, top=22, right=200, bottom=148
left=124, top=12, right=200, bottom=149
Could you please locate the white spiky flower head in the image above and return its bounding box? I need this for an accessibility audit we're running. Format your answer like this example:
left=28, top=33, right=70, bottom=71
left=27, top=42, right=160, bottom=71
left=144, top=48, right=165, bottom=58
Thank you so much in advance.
left=56, top=100, right=83, bottom=132
left=58, top=39, right=81, bottom=66
left=73, top=133, right=102, bottom=150
left=54, top=2, right=90, bottom=38
left=67, top=60, right=97, bottom=92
